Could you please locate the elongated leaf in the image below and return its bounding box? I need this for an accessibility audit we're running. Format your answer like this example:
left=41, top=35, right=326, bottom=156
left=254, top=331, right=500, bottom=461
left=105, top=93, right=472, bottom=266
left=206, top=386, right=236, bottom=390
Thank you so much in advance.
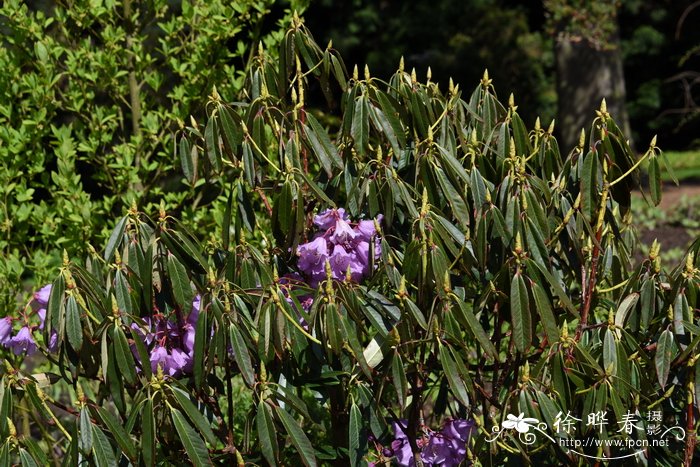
left=171, top=388, right=217, bottom=446
left=113, top=326, right=137, bottom=384
left=104, top=216, right=127, bottom=262
left=351, top=95, right=369, bottom=154
left=581, top=150, right=598, bottom=220
left=391, top=352, right=408, bottom=408
left=229, top=323, right=255, bottom=387
left=349, top=403, right=364, bottom=466
left=275, top=406, right=317, bottom=467
left=362, top=335, right=386, bottom=369
left=94, top=406, right=137, bottom=461
left=114, top=272, right=133, bottom=315
left=603, top=329, right=617, bottom=375
left=142, top=399, right=155, bottom=467
left=218, top=105, right=242, bottom=155
left=510, top=273, right=531, bottom=352
left=530, top=282, right=560, bottom=344
left=296, top=169, right=335, bottom=206
left=648, top=156, right=661, bottom=206
left=204, top=117, right=222, bottom=172
left=526, top=259, right=579, bottom=317
left=453, top=300, right=497, bottom=359
left=167, top=254, right=193, bottom=313
left=376, top=91, right=406, bottom=149
left=171, top=408, right=213, bottom=467
left=80, top=407, right=93, bottom=453
left=257, top=401, right=278, bottom=466
left=65, top=295, right=82, bottom=351
left=19, top=449, right=39, bottom=467
left=91, top=425, right=117, bottom=467
left=655, top=329, right=675, bottom=389
left=439, top=345, right=470, bottom=406
left=180, top=136, right=194, bottom=183
left=615, top=293, right=639, bottom=330
left=304, top=112, right=343, bottom=175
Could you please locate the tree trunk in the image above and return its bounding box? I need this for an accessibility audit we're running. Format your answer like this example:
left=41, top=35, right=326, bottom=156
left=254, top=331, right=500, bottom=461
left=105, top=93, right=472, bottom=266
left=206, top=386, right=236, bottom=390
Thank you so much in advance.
left=554, top=34, right=631, bottom=152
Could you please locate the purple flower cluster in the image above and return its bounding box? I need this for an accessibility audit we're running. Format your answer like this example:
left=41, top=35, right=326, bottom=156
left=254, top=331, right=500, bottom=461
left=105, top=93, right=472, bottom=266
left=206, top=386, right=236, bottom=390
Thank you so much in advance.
left=131, top=296, right=200, bottom=378
left=1, top=284, right=57, bottom=355
left=376, top=419, right=475, bottom=466
left=297, top=208, right=382, bottom=288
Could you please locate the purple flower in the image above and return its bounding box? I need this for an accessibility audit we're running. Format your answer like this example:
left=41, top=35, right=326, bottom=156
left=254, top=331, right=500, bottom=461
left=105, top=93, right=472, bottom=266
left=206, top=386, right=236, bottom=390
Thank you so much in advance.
left=7, top=326, right=37, bottom=355
left=354, top=215, right=383, bottom=241
left=421, top=434, right=452, bottom=465
left=443, top=418, right=475, bottom=443
left=183, top=324, right=195, bottom=353
left=313, top=208, right=348, bottom=229
left=37, top=308, right=47, bottom=330
left=150, top=345, right=169, bottom=374
left=0, top=317, right=12, bottom=346
left=47, top=330, right=59, bottom=353
left=166, top=347, right=192, bottom=377
left=188, top=295, right=201, bottom=326
left=392, top=438, right=415, bottom=466
left=34, top=284, right=52, bottom=308
left=330, top=217, right=357, bottom=244
left=297, top=236, right=329, bottom=272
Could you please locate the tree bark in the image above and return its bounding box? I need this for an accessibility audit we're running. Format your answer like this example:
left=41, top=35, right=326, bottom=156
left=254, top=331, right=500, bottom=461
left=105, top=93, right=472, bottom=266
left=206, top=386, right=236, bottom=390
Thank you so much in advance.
left=554, top=33, right=631, bottom=152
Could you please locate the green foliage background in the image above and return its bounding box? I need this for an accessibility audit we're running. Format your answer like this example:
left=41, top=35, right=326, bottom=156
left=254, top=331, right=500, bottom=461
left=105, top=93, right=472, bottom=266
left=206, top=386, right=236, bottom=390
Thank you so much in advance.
left=0, top=0, right=303, bottom=311
left=1, top=17, right=698, bottom=466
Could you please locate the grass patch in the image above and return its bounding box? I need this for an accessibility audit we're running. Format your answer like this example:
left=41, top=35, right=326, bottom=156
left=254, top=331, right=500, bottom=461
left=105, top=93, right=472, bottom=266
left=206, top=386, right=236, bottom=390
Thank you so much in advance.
left=659, top=150, right=700, bottom=181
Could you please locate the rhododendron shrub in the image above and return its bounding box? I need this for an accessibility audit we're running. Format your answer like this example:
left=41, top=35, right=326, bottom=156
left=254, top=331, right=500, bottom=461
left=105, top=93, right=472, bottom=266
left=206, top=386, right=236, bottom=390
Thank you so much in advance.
left=2, top=19, right=699, bottom=467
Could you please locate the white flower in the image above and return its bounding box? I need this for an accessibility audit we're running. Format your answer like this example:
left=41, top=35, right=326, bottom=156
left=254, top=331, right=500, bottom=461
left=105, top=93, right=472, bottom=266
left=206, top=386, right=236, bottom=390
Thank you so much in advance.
left=502, top=413, right=539, bottom=433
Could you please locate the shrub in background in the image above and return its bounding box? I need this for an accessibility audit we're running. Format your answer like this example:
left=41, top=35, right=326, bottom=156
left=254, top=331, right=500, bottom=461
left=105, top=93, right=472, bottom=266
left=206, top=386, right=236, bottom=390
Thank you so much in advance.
left=1, top=18, right=699, bottom=467
left=0, top=0, right=303, bottom=311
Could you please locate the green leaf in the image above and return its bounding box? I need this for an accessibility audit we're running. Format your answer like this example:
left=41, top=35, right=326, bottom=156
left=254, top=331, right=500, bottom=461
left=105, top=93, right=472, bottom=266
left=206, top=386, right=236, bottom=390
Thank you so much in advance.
left=530, top=282, right=560, bottom=344
left=581, top=150, right=598, bottom=220
left=351, top=95, right=369, bottom=155
left=167, top=253, right=193, bottom=313
left=526, top=259, right=579, bottom=317
left=296, top=169, right=335, bottom=206
left=349, top=403, right=364, bottom=466
left=510, top=273, right=531, bottom=353
left=375, top=91, right=406, bottom=150
left=19, top=449, right=39, bottom=467
left=170, top=388, right=217, bottom=446
left=615, top=293, right=639, bottom=330
left=303, top=112, right=343, bottom=175
left=640, top=279, right=655, bottom=331
left=180, top=136, right=195, bottom=183
left=603, top=329, right=617, bottom=375
left=65, top=295, right=82, bottom=351
left=91, top=425, right=117, bottom=467
left=648, top=156, right=661, bottom=206
left=655, top=329, right=675, bottom=389
left=171, top=407, right=213, bottom=467
left=439, top=344, right=470, bottom=406
left=141, top=399, right=155, bottom=467
left=204, top=117, right=222, bottom=172
left=0, top=382, right=11, bottom=439
left=391, top=352, right=408, bottom=408
left=114, top=271, right=132, bottom=315
left=274, top=406, right=317, bottom=467
left=229, top=323, right=255, bottom=387
left=218, top=105, right=242, bottom=155
left=256, top=401, right=278, bottom=466
left=113, top=326, right=137, bottom=384
left=104, top=216, right=127, bottom=262
left=80, top=407, right=93, bottom=453
left=93, top=406, right=137, bottom=461
left=453, top=300, right=497, bottom=359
